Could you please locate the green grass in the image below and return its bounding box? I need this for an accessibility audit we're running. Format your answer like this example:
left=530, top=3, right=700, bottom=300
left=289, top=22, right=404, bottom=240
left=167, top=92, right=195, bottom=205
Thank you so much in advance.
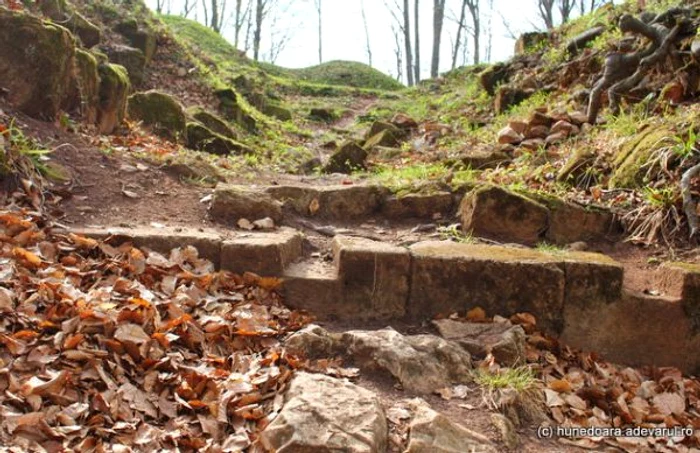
left=438, top=224, right=476, bottom=243
left=371, top=163, right=452, bottom=193
left=293, top=60, right=404, bottom=91
left=474, top=366, right=537, bottom=391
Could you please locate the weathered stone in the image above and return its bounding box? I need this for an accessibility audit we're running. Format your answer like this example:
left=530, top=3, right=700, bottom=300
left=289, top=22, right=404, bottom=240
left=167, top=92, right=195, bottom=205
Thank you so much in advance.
left=187, top=107, right=236, bottom=139
left=308, top=107, right=336, bottom=122
left=480, top=63, right=510, bottom=96
left=103, top=44, right=146, bottom=85
left=550, top=120, right=577, bottom=137
left=559, top=251, right=623, bottom=310
left=128, top=90, right=187, bottom=141
left=367, top=121, right=404, bottom=139
left=0, top=8, right=76, bottom=120
left=285, top=324, right=337, bottom=358
left=432, top=319, right=526, bottom=366
left=115, top=19, right=157, bottom=63
left=381, top=192, right=454, bottom=219
left=71, top=49, right=100, bottom=124
left=283, top=262, right=342, bottom=316
left=545, top=131, right=567, bottom=146
left=364, top=130, right=400, bottom=149
left=164, top=159, right=222, bottom=183
left=566, top=26, right=606, bottom=55
left=567, top=111, right=589, bottom=126
left=494, top=86, right=534, bottom=114
left=339, top=328, right=472, bottom=393
left=324, top=141, right=368, bottom=173
left=38, top=0, right=101, bottom=48
left=405, top=399, right=498, bottom=453
left=657, top=262, right=700, bottom=332
left=267, top=185, right=387, bottom=220
left=507, top=120, right=528, bottom=135
left=557, top=147, right=595, bottom=183
left=333, top=236, right=410, bottom=319
left=185, top=123, right=252, bottom=155
left=519, top=138, right=545, bottom=151
left=210, top=184, right=283, bottom=224
left=260, top=372, right=387, bottom=453
left=514, top=31, right=549, bottom=55
left=390, top=113, right=418, bottom=130
left=409, top=242, right=565, bottom=332
left=498, top=126, right=523, bottom=145
left=220, top=228, right=302, bottom=276
left=215, top=88, right=258, bottom=133
left=562, top=291, right=700, bottom=374
left=462, top=149, right=511, bottom=169
left=610, top=128, right=674, bottom=188
left=70, top=226, right=222, bottom=268
left=460, top=186, right=549, bottom=245
left=97, top=63, right=130, bottom=134
left=525, top=125, right=549, bottom=140
left=263, top=102, right=292, bottom=121
left=528, top=111, right=554, bottom=128
left=543, top=199, right=619, bottom=244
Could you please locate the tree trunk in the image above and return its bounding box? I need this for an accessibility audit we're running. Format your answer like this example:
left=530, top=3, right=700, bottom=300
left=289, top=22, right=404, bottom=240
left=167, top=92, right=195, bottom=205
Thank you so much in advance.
left=361, top=0, right=373, bottom=66
left=234, top=0, right=243, bottom=47
left=466, top=0, right=479, bottom=64
left=317, top=0, right=322, bottom=64
left=403, top=0, right=414, bottom=86
left=452, top=0, right=467, bottom=70
left=538, top=0, right=555, bottom=29
left=211, top=0, right=220, bottom=33
left=414, top=0, right=421, bottom=83
left=254, top=0, right=264, bottom=61
left=430, top=0, right=445, bottom=78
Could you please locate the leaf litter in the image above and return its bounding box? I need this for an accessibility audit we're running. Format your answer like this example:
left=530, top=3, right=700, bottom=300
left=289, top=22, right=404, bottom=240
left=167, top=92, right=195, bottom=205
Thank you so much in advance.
left=0, top=207, right=314, bottom=452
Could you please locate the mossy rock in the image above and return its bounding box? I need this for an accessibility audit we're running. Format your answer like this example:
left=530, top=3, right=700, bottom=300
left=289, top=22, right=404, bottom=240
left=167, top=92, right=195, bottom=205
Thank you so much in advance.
left=164, top=158, right=223, bottom=184
left=0, top=8, right=76, bottom=120
left=308, top=108, right=337, bottom=122
left=214, top=88, right=258, bottom=134
left=609, top=128, right=675, bottom=188
left=38, top=0, right=101, bottom=48
left=479, top=63, right=510, bottom=96
left=97, top=63, right=130, bottom=134
left=128, top=90, right=186, bottom=141
left=364, top=130, right=400, bottom=149
left=185, top=123, right=252, bottom=156
left=263, top=103, right=292, bottom=122
left=324, top=141, right=368, bottom=174
left=366, top=121, right=404, bottom=139
left=557, top=147, right=596, bottom=183
left=115, top=19, right=157, bottom=63
left=103, top=44, right=146, bottom=85
left=187, top=107, right=236, bottom=139
left=71, top=49, right=100, bottom=124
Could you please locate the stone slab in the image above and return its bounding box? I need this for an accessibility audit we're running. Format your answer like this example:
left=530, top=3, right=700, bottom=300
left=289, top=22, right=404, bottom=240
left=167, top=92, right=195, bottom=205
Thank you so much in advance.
left=381, top=192, right=454, bottom=219
left=408, top=241, right=566, bottom=332
left=220, top=228, right=303, bottom=276
left=332, top=236, right=410, bottom=319
left=210, top=184, right=283, bottom=224
left=266, top=184, right=388, bottom=220
left=283, top=262, right=342, bottom=318
left=657, top=262, right=700, bottom=333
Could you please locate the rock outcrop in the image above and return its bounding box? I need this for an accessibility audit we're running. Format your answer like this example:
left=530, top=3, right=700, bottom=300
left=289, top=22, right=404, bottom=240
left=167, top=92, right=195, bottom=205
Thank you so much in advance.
left=127, top=90, right=187, bottom=141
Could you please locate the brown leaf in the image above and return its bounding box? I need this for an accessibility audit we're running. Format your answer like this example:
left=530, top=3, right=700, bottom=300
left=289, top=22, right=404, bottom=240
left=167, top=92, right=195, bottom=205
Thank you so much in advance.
left=652, top=392, right=686, bottom=416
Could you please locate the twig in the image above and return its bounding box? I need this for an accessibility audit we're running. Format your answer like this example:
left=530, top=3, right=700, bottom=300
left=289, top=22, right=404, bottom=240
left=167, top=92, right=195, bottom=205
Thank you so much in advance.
left=681, top=162, right=700, bottom=238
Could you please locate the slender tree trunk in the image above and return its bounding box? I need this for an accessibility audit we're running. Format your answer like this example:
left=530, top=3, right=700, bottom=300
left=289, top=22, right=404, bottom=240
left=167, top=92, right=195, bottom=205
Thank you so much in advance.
left=466, top=0, right=480, bottom=64
left=234, top=0, right=243, bottom=47
left=316, top=0, right=322, bottom=64
left=414, top=0, right=421, bottom=83
left=430, top=0, right=445, bottom=78
left=538, top=0, right=555, bottom=29
left=201, top=0, right=209, bottom=27
left=361, top=0, right=373, bottom=67
left=403, top=0, right=414, bottom=86
left=485, top=0, right=493, bottom=62
left=211, top=0, right=220, bottom=33
left=254, top=0, right=263, bottom=61
left=392, top=24, right=403, bottom=82
left=452, top=0, right=467, bottom=70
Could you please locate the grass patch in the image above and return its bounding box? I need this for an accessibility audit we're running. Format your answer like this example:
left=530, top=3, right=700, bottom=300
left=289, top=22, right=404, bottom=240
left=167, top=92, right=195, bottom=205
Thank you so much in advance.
left=293, top=60, right=404, bottom=91
left=371, top=163, right=452, bottom=193
left=438, top=224, right=476, bottom=243
left=474, top=366, right=537, bottom=392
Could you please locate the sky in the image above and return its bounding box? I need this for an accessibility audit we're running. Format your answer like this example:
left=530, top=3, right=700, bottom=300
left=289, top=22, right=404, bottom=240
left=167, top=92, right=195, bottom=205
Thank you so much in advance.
left=144, top=0, right=590, bottom=83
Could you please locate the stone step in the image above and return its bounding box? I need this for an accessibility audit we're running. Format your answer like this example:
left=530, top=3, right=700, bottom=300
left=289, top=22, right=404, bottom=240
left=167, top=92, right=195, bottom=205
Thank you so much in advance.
left=283, top=261, right=341, bottom=317
left=221, top=228, right=302, bottom=276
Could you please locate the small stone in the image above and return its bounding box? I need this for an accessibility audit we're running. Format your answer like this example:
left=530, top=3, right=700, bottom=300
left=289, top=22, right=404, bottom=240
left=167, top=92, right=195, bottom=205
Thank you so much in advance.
left=237, top=218, right=254, bottom=230
left=390, top=113, right=418, bottom=130
left=568, top=111, right=588, bottom=126
left=253, top=217, right=275, bottom=230
left=526, top=125, right=550, bottom=140
left=545, top=131, right=567, bottom=145
left=177, top=67, right=187, bottom=77
left=566, top=241, right=589, bottom=252
left=491, top=413, right=520, bottom=450
left=550, top=120, right=576, bottom=137
left=497, top=126, right=523, bottom=145
left=520, top=138, right=545, bottom=151
left=528, top=111, right=554, bottom=128
left=507, top=120, right=528, bottom=135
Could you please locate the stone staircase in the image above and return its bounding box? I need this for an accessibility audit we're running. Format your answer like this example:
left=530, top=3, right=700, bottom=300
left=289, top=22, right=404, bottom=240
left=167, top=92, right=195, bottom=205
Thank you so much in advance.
left=66, top=222, right=700, bottom=375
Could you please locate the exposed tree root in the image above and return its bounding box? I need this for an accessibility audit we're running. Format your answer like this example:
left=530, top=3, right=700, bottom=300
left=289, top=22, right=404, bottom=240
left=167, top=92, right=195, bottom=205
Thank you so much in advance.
left=681, top=162, right=700, bottom=238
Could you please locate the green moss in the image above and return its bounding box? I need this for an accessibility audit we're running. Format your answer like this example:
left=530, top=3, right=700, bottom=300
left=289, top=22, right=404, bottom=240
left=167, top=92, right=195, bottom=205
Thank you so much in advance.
left=187, top=106, right=236, bottom=139
left=609, top=128, right=675, bottom=188
left=293, top=60, right=404, bottom=91
left=186, top=122, right=252, bottom=155
left=74, top=48, right=100, bottom=122
left=127, top=90, right=186, bottom=140
left=97, top=63, right=130, bottom=133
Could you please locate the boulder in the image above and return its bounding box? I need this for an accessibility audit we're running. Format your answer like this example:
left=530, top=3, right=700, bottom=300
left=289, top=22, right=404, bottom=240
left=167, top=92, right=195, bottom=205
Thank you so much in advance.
left=285, top=324, right=337, bottom=358
left=433, top=319, right=526, bottom=366
left=0, top=8, right=75, bottom=120
left=263, top=102, right=292, bottom=121
left=479, top=63, right=510, bottom=96
left=187, top=107, right=236, bottom=139
left=540, top=198, right=618, bottom=244
left=610, top=128, right=674, bottom=188
left=390, top=113, right=418, bottom=130
left=103, top=44, right=146, bottom=85
left=185, top=123, right=252, bottom=156
left=38, top=0, right=101, bottom=48
left=460, top=186, right=549, bottom=245
left=498, top=126, right=523, bottom=145
left=115, top=19, right=157, bottom=63
left=164, top=158, right=222, bottom=183
left=127, top=90, right=187, bottom=141
left=71, top=49, right=100, bottom=124
left=405, top=399, right=498, bottom=453
left=308, top=107, right=336, bottom=122
left=364, top=129, right=400, bottom=149
left=97, top=63, right=130, bottom=134
left=210, top=184, right=283, bottom=224
left=494, top=86, right=534, bottom=114
left=260, top=373, right=387, bottom=453
left=215, top=88, right=258, bottom=133
left=339, top=328, right=473, bottom=393
left=323, top=141, right=368, bottom=174
left=514, top=31, right=549, bottom=55
left=367, top=121, right=404, bottom=139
